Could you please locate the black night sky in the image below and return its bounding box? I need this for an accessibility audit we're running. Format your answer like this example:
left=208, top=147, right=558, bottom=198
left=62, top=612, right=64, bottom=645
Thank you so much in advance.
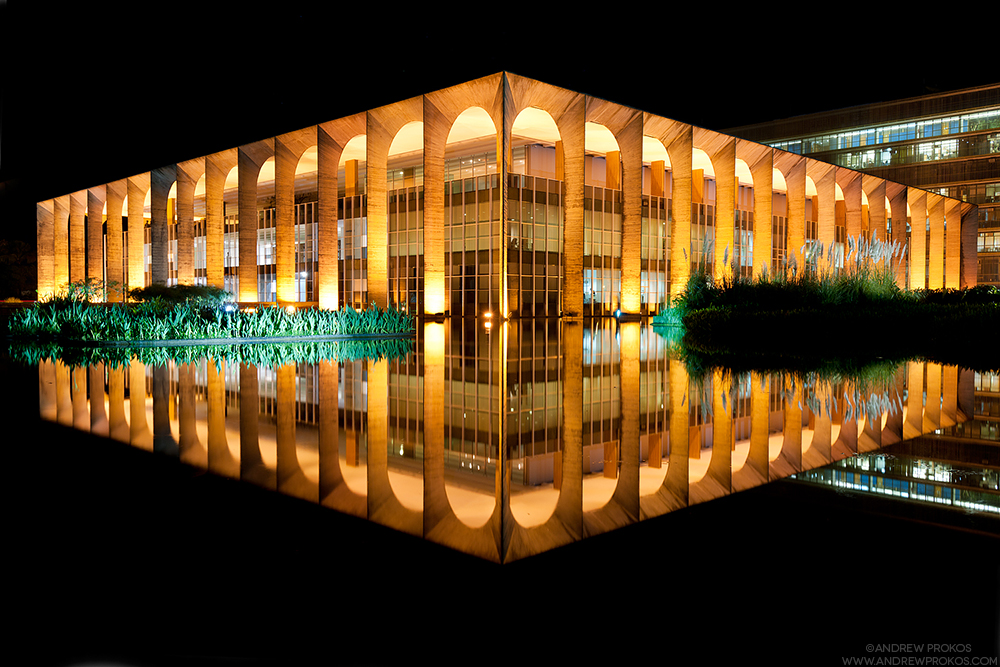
left=2, top=6, right=998, bottom=666
left=3, top=3, right=997, bottom=249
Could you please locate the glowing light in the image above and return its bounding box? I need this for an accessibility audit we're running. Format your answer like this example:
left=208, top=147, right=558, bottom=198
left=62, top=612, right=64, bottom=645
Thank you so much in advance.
left=285, top=305, right=295, bottom=314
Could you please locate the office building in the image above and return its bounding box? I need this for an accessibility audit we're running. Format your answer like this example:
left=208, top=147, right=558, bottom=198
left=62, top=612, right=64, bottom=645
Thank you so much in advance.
left=35, top=72, right=979, bottom=317
left=727, top=84, right=999, bottom=285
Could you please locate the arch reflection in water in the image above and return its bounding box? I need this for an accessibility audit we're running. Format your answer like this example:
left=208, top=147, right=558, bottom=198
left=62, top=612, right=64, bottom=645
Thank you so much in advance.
left=33, top=321, right=980, bottom=563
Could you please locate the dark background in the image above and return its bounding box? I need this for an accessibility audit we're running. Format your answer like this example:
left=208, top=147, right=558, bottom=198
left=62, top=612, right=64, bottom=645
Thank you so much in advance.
left=2, top=5, right=998, bottom=665
left=3, top=3, right=997, bottom=248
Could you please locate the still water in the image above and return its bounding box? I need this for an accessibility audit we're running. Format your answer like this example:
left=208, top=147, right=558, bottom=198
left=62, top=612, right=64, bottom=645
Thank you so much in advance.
left=15, top=318, right=998, bottom=565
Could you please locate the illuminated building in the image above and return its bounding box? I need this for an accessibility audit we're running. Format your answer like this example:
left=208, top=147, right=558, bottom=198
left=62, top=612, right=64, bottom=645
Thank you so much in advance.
left=726, top=83, right=1000, bottom=285
left=35, top=72, right=980, bottom=315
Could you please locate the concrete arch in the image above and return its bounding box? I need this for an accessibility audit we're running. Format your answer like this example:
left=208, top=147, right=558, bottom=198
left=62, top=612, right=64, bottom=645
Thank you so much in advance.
left=806, top=160, right=836, bottom=275
left=692, top=129, right=737, bottom=282
left=237, top=138, right=274, bottom=301
left=439, top=104, right=501, bottom=318
left=149, top=166, right=177, bottom=287
left=204, top=148, right=238, bottom=291
left=736, top=141, right=773, bottom=277
left=125, top=174, right=151, bottom=292
left=275, top=126, right=316, bottom=304
left=504, top=73, right=583, bottom=324
left=585, top=100, right=642, bottom=315
left=367, top=96, right=422, bottom=310
left=176, top=158, right=206, bottom=287
left=105, top=179, right=128, bottom=300
left=318, top=113, right=366, bottom=311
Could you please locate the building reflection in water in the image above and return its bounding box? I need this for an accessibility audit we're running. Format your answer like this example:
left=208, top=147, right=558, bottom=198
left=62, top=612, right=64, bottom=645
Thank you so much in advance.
left=33, top=319, right=994, bottom=562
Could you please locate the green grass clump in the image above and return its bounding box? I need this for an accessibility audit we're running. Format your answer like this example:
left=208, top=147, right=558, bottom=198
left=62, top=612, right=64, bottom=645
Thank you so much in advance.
left=7, top=281, right=414, bottom=343
left=667, top=235, right=1000, bottom=370
left=9, top=337, right=415, bottom=369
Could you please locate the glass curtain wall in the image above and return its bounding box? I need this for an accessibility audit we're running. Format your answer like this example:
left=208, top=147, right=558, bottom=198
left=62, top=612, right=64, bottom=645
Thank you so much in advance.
left=389, top=185, right=423, bottom=314
left=339, top=194, right=368, bottom=310
left=507, top=319, right=562, bottom=486
left=294, top=200, right=318, bottom=302
left=386, top=162, right=421, bottom=314
left=734, top=184, right=754, bottom=279
left=445, top=172, right=502, bottom=318
left=583, top=185, right=622, bottom=316
left=508, top=171, right=563, bottom=317
left=641, top=191, right=670, bottom=313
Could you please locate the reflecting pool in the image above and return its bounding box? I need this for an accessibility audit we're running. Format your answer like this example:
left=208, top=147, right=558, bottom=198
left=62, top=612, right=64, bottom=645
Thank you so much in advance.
left=13, top=319, right=997, bottom=564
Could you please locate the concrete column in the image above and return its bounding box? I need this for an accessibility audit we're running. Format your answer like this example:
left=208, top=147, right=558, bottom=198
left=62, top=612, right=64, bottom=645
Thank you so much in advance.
left=206, top=150, right=236, bottom=291
left=87, top=186, right=106, bottom=286
left=275, top=128, right=315, bottom=305
left=53, top=195, right=70, bottom=293
left=945, top=199, right=962, bottom=289
left=703, top=135, right=735, bottom=283
left=36, top=200, right=55, bottom=299
left=69, top=190, right=87, bottom=284
left=928, top=193, right=945, bottom=289
left=960, top=203, right=978, bottom=288
left=887, top=182, right=908, bottom=288
left=776, top=152, right=805, bottom=275
left=127, top=174, right=150, bottom=293
left=238, top=139, right=274, bottom=302
left=558, top=96, right=585, bottom=318
left=422, top=98, right=448, bottom=316
left=838, top=169, right=863, bottom=247
left=106, top=180, right=127, bottom=300
left=317, top=115, right=364, bottom=311
left=810, top=162, right=835, bottom=274
left=499, top=80, right=513, bottom=318
left=316, top=128, right=341, bottom=311
left=176, top=159, right=203, bottom=287
left=618, top=116, right=643, bottom=314
left=908, top=189, right=927, bottom=290
left=863, top=176, right=887, bottom=271
left=367, top=99, right=422, bottom=310
left=743, top=143, right=773, bottom=278
left=641, top=116, right=691, bottom=302
left=150, top=166, right=176, bottom=287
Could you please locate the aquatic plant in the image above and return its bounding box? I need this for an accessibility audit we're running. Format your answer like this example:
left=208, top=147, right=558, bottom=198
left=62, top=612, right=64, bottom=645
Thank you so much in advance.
left=7, top=294, right=414, bottom=343
left=9, top=337, right=415, bottom=369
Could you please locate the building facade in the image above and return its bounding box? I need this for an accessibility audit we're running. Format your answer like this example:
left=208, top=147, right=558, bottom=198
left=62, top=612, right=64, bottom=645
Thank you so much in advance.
left=35, top=72, right=979, bottom=317
left=726, top=84, right=999, bottom=285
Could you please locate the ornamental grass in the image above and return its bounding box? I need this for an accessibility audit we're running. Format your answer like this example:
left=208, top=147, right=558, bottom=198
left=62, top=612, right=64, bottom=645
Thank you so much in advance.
left=7, top=282, right=414, bottom=343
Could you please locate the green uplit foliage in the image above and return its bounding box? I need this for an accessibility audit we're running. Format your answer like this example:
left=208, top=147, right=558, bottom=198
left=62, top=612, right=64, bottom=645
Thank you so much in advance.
left=652, top=234, right=1000, bottom=373
left=7, top=293, right=414, bottom=344
left=8, top=337, right=415, bottom=369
